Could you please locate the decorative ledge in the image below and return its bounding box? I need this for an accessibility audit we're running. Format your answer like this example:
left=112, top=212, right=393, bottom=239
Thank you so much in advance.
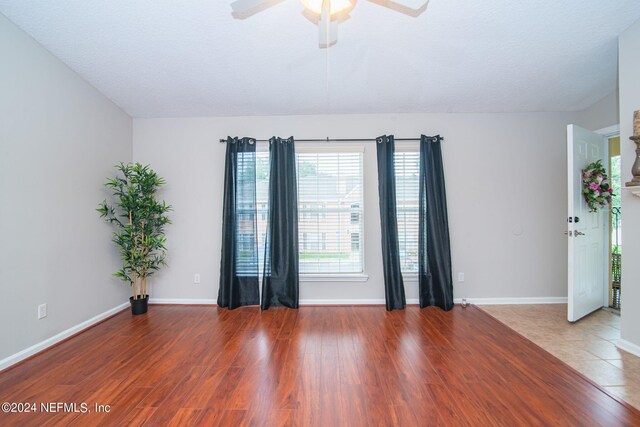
left=623, top=186, right=640, bottom=197
left=300, top=274, right=369, bottom=283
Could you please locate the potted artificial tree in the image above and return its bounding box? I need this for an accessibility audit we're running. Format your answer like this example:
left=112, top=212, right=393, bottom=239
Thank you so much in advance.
left=98, top=163, right=171, bottom=315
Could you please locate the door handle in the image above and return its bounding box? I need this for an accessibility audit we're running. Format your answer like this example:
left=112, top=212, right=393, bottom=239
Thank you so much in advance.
left=564, top=231, right=573, bottom=236
left=575, top=231, right=585, bottom=236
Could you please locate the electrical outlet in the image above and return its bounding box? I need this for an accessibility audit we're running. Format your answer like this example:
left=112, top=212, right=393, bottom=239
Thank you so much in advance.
left=458, top=272, right=465, bottom=282
left=194, top=273, right=201, bottom=284
left=38, top=304, right=47, bottom=319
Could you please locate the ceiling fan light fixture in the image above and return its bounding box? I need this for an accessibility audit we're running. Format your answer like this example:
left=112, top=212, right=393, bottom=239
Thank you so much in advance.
left=300, top=0, right=353, bottom=15
left=231, top=0, right=429, bottom=48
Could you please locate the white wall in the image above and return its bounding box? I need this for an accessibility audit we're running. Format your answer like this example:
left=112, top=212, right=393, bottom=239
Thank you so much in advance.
left=619, top=18, right=640, bottom=351
left=576, top=91, right=619, bottom=132
left=0, top=14, right=132, bottom=361
left=134, top=112, right=584, bottom=304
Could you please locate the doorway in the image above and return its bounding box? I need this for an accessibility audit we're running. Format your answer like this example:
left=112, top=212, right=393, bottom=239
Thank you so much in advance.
left=608, top=135, right=621, bottom=312
left=567, top=125, right=620, bottom=323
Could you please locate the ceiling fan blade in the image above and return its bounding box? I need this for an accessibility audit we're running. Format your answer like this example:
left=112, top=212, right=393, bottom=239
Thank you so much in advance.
left=388, top=0, right=428, bottom=10
left=319, top=1, right=338, bottom=48
left=368, top=0, right=429, bottom=16
left=231, top=0, right=271, bottom=13
left=231, top=0, right=286, bottom=18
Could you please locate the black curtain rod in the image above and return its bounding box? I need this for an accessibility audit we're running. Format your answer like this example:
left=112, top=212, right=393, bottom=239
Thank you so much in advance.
left=218, top=136, right=443, bottom=143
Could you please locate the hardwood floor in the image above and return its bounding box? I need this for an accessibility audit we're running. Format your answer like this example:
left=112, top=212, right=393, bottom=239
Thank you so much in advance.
left=1, top=305, right=639, bottom=426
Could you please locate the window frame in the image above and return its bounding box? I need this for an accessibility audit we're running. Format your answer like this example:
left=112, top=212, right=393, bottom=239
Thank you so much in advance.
left=255, top=143, right=369, bottom=282
left=393, top=143, right=420, bottom=279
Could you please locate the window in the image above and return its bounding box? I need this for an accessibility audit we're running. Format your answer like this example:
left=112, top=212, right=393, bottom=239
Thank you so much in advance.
left=351, top=232, right=360, bottom=252
left=394, top=152, right=420, bottom=273
left=234, top=152, right=259, bottom=276
left=297, top=152, right=364, bottom=273
left=238, top=233, right=255, bottom=252
left=255, top=149, right=364, bottom=275
left=350, top=203, right=360, bottom=224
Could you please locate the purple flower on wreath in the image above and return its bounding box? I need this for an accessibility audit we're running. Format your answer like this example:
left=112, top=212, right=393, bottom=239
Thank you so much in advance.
left=582, top=160, right=613, bottom=213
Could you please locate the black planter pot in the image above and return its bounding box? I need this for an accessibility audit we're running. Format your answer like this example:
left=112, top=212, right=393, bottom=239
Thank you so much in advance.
left=129, top=295, right=149, bottom=315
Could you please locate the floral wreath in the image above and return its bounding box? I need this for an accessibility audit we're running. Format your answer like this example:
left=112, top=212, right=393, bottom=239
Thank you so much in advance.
left=581, top=160, right=614, bottom=213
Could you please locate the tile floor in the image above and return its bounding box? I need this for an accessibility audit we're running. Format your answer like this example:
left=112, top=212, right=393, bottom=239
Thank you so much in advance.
left=480, top=304, right=640, bottom=410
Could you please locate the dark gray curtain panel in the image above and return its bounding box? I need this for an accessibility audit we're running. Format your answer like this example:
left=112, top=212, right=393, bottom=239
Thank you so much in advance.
left=218, top=137, right=260, bottom=309
left=419, top=135, right=454, bottom=310
left=261, top=137, right=299, bottom=310
left=376, top=135, right=406, bottom=311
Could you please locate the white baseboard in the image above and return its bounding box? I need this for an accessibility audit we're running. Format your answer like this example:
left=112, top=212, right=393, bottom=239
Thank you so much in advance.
left=455, top=297, right=568, bottom=305
left=149, top=298, right=216, bottom=305
left=0, top=302, right=128, bottom=372
left=148, top=297, right=567, bottom=306
left=301, top=297, right=566, bottom=305
left=617, top=338, right=640, bottom=357
left=150, top=298, right=401, bottom=306
left=300, top=299, right=389, bottom=305
left=151, top=298, right=406, bottom=306
left=299, top=299, right=556, bottom=305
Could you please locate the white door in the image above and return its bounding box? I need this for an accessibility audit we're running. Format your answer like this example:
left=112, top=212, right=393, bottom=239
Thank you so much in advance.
left=567, top=125, right=608, bottom=322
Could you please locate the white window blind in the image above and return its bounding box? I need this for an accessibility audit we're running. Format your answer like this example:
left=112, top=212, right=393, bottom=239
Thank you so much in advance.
left=234, top=152, right=259, bottom=276
left=256, top=153, right=270, bottom=274
left=297, top=152, right=364, bottom=273
left=394, top=152, right=420, bottom=273
left=255, top=150, right=364, bottom=274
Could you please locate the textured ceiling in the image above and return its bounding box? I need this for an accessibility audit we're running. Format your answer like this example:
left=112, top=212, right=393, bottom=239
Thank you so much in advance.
left=1, top=0, right=639, bottom=118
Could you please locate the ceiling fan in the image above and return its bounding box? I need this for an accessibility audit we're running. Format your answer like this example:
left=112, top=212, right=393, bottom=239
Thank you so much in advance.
left=230, top=0, right=430, bottom=48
